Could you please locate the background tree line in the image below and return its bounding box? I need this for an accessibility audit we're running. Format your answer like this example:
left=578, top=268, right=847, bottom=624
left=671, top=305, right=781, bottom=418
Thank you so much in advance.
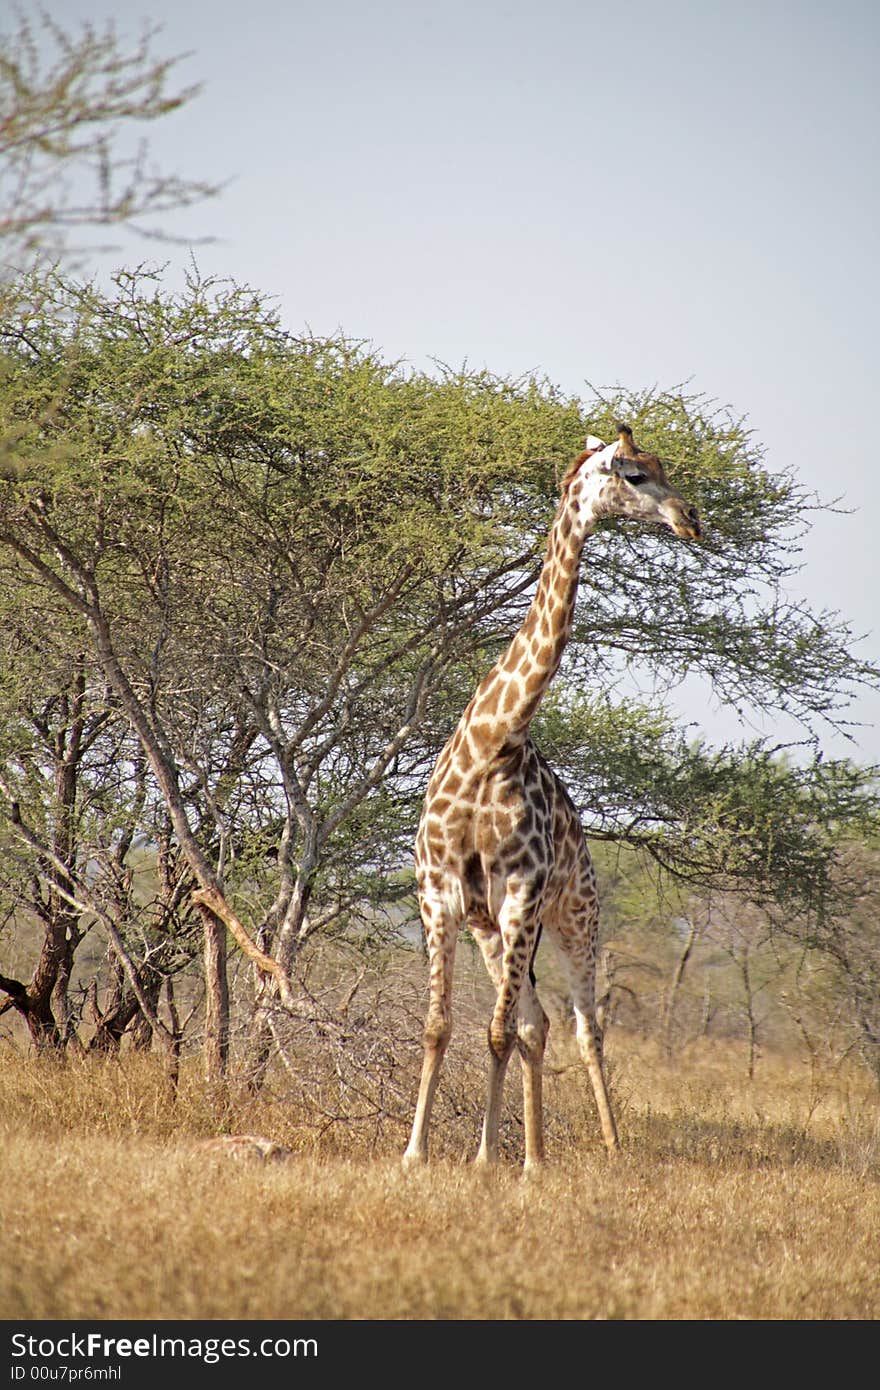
left=1, top=12, right=878, bottom=1092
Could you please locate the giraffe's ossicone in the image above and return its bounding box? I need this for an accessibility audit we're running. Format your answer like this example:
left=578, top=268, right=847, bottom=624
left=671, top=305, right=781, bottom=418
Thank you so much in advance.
left=403, top=427, right=702, bottom=1167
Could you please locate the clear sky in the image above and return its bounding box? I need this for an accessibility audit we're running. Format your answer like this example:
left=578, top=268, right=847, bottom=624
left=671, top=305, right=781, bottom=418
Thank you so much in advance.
left=39, top=0, right=880, bottom=760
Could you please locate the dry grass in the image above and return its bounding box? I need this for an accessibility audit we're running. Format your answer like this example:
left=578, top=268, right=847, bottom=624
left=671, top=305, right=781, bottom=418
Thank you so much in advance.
left=1, top=1031, right=878, bottom=1321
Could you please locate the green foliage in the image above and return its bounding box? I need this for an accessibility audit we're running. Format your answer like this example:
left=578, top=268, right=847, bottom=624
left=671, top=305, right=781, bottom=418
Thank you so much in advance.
left=537, top=690, right=879, bottom=916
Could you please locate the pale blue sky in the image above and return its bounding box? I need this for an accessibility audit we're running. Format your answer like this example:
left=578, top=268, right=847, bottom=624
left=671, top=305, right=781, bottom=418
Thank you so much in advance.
left=40, top=0, right=880, bottom=759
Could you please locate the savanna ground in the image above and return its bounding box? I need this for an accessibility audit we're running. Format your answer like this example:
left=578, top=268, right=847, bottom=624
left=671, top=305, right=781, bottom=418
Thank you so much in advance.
left=2, top=945, right=878, bottom=1322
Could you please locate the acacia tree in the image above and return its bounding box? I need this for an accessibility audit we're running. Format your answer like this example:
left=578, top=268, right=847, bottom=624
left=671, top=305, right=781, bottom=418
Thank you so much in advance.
left=0, top=266, right=877, bottom=1073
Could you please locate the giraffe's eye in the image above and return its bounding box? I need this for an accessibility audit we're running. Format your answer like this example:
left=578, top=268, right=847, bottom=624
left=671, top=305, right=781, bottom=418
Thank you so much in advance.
left=623, top=471, right=648, bottom=487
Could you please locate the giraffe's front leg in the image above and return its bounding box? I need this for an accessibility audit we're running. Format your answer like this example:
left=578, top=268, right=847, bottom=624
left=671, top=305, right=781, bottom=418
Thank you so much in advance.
left=473, top=897, right=544, bottom=1168
left=403, top=886, right=461, bottom=1166
left=517, top=974, right=550, bottom=1170
left=474, top=1037, right=515, bottom=1167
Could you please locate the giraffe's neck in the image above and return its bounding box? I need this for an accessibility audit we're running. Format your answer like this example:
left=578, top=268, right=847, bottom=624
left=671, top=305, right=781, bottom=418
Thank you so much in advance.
left=458, top=494, right=596, bottom=763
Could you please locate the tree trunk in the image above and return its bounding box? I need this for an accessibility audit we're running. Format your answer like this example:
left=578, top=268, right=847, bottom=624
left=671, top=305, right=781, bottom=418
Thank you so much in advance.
left=741, top=948, right=759, bottom=1080
left=662, top=914, right=700, bottom=1057
left=89, top=994, right=140, bottom=1052
left=202, top=914, right=229, bottom=1080
left=21, top=908, right=79, bottom=1050
left=130, top=971, right=163, bottom=1051
left=244, top=1004, right=273, bottom=1094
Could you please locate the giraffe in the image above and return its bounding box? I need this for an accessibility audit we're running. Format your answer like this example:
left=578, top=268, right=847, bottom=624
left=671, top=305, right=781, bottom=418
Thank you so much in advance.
left=403, top=425, right=702, bottom=1168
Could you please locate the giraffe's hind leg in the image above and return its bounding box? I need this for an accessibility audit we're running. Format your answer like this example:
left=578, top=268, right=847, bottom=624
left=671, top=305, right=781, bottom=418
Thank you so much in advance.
left=572, top=978, right=619, bottom=1152
left=550, top=904, right=619, bottom=1154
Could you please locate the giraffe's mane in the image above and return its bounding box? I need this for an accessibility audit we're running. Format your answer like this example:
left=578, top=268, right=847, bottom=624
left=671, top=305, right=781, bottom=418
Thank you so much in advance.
left=560, top=440, right=614, bottom=495
left=560, top=446, right=601, bottom=494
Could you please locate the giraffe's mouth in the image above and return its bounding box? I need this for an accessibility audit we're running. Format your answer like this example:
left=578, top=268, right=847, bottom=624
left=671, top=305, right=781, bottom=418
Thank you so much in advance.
left=665, top=502, right=702, bottom=542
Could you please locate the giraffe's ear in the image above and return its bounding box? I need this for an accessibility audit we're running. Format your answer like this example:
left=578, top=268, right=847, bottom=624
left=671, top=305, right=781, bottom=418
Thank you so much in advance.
left=591, top=439, right=622, bottom=473
left=585, top=434, right=606, bottom=452
left=616, top=424, right=638, bottom=457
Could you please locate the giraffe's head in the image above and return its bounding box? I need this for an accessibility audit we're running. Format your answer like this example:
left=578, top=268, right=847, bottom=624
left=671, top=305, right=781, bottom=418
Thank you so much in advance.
left=562, top=425, right=702, bottom=541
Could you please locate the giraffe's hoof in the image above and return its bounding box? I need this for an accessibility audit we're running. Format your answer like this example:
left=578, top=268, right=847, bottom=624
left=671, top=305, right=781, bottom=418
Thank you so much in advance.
left=401, top=1149, right=428, bottom=1168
